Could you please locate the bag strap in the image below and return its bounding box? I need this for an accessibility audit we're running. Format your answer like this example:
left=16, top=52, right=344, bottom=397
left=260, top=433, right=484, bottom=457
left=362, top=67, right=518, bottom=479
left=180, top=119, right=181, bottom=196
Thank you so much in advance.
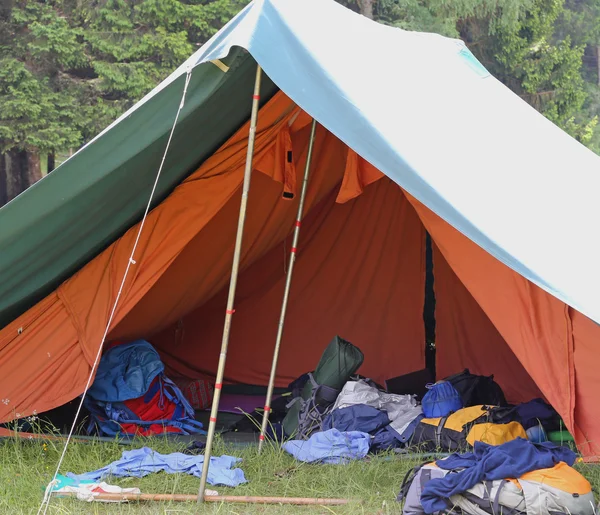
left=436, top=416, right=449, bottom=448
left=397, top=462, right=427, bottom=504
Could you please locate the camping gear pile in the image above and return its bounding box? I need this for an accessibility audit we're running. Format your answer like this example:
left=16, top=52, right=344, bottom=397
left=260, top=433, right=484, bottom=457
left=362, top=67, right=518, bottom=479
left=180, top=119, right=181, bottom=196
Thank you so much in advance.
left=398, top=439, right=594, bottom=515
left=79, top=335, right=569, bottom=454
left=84, top=340, right=205, bottom=437
left=272, top=337, right=563, bottom=457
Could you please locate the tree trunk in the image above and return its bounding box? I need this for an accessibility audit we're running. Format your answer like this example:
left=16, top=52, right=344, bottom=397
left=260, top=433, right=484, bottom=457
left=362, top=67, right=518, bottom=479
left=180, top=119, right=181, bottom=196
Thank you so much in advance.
left=357, top=0, right=374, bottom=19
left=0, top=154, right=7, bottom=207
left=0, top=149, right=43, bottom=204
left=47, top=152, right=56, bottom=174
left=25, top=151, right=42, bottom=186
left=596, top=46, right=600, bottom=86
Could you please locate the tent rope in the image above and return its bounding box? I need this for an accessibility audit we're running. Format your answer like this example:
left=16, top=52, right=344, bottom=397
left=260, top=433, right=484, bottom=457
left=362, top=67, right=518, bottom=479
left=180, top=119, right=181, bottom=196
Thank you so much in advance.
left=37, top=65, right=193, bottom=515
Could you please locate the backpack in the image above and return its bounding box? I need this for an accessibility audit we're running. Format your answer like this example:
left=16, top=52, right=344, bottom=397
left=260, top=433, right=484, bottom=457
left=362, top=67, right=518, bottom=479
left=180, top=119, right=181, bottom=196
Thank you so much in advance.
left=285, top=372, right=340, bottom=439
left=84, top=340, right=205, bottom=437
left=398, top=460, right=595, bottom=515
left=444, top=369, right=507, bottom=407
left=411, top=405, right=527, bottom=452
left=282, top=336, right=364, bottom=438
left=421, top=381, right=463, bottom=418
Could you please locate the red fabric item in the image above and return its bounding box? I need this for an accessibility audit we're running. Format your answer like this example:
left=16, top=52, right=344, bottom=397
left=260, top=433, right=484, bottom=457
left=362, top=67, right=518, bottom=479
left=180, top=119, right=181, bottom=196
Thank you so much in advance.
left=119, top=377, right=181, bottom=436
left=177, top=379, right=214, bottom=410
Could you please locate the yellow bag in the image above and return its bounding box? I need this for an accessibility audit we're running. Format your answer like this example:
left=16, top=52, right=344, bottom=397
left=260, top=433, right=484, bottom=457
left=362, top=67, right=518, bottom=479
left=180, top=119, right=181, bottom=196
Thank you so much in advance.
left=466, top=421, right=527, bottom=446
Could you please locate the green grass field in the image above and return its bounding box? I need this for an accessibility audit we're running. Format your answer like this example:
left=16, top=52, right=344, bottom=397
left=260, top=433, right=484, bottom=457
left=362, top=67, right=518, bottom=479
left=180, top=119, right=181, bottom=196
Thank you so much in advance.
left=1, top=434, right=599, bottom=515
left=0, top=434, right=418, bottom=514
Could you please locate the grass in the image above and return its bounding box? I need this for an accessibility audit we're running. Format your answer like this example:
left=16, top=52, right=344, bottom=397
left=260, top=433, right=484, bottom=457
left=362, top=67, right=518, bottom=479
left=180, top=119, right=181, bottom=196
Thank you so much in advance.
left=2, top=433, right=600, bottom=515
left=0, top=433, right=418, bottom=515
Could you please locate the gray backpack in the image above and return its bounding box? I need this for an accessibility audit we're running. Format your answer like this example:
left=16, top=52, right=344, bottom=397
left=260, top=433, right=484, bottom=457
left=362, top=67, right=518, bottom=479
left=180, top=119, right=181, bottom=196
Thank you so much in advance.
left=398, top=461, right=595, bottom=515
left=285, top=373, right=340, bottom=439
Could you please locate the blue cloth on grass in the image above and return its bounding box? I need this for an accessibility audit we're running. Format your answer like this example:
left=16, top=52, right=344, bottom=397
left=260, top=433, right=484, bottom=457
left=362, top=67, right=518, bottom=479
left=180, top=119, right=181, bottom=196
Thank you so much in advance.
left=67, top=447, right=247, bottom=487
left=283, top=428, right=370, bottom=464
left=420, top=438, right=577, bottom=513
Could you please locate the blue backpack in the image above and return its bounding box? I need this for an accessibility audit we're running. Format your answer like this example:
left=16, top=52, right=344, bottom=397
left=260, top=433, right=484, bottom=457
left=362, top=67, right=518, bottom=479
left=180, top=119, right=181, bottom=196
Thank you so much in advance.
left=421, top=381, right=463, bottom=418
left=84, top=340, right=205, bottom=437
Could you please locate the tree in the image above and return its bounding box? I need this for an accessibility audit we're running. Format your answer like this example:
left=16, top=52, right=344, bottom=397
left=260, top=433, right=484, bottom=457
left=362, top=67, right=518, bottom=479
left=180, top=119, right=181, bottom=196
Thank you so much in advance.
left=0, top=0, right=248, bottom=205
left=458, top=0, right=597, bottom=144
left=0, top=1, right=86, bottom=203
left=1, top=0, right=599, bottom=206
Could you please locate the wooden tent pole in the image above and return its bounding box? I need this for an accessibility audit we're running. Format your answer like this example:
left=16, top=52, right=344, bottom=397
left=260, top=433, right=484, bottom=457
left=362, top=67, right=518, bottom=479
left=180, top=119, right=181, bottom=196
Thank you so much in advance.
left=53, top=491, right=350, bottom=505
left=197, top=64, right=263, bottom=503
left=258, top=118, right=318, bottom=452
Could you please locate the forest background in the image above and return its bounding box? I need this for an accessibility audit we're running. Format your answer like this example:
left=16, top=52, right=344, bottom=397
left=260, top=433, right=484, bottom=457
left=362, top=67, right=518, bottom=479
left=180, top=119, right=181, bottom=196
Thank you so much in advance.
left=1, top=0, right=599, bottom=205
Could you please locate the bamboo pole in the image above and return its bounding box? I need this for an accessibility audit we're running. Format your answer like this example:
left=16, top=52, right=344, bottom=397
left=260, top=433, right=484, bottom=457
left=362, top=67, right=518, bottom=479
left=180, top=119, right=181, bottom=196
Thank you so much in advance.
left=53, top=491, right=350, bottom=505
left=197, top=64, right=263, bottom=502
left=258, top=118, right=318, bottom=452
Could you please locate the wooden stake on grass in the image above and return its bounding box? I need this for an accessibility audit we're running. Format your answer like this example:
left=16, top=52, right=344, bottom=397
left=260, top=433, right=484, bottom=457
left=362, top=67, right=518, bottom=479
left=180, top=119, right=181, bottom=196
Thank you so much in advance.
left=53, top=491, right=350, bottom=505
left=258, top=118, right=318, bottom=452
left=196, top=63, right=263, bottom=503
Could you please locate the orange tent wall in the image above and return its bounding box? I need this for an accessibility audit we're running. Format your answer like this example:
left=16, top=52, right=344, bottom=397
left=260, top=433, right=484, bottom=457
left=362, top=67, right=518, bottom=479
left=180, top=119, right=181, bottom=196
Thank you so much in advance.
left=432, top=245, right=543, bottom=404
left=147, top=176, right=426, bottom=386
left=407, top=194, right=600, bottom=456
left=1, top=91, right=600, bottom=457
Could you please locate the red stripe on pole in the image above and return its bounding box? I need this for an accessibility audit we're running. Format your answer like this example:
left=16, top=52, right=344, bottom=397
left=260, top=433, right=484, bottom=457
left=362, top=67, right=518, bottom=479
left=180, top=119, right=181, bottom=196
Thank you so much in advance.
left=215, top=383, right=223, bottom=390
left=263, top=406, right=271, bottom=412
left=226, top=309, right=235, bottom=315
left=291, top=247, right=297, bottom=253
left=210, top=417, right=217, bottom=423
left=252, top=94, right=260, bottom=100
left=295, top=221, right=301, bottom=228
left=259, top=434, right=265, bottom=441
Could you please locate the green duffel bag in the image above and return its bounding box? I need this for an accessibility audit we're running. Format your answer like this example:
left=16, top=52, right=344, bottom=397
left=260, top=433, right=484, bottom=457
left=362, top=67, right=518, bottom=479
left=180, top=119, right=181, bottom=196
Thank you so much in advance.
left=282, top=336, right=364, bottom=439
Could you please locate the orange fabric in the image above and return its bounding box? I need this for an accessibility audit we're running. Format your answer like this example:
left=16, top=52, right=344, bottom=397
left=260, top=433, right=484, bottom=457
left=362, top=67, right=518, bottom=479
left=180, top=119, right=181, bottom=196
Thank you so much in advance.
left=0, top=91, right=423, bottom=420
left=405, top=194, right=595, bottom=453
left=0, top=294, right=91, bottom=421
left=520, top=462, right=591, bottom=494
left=254, top=125, right=297, bottom=199
left=0, top=92, right=302, bottom=421
left=433, top=245, right=543, bottom=403
left=151, top=177, right=426, bottom=385
left=59, top=92, right=303, bottom=356
left=570, top=309, right=600, bottom=457
left=112, top=122, right=349, bottom=339
left=336, top=148, right=385, bottom=203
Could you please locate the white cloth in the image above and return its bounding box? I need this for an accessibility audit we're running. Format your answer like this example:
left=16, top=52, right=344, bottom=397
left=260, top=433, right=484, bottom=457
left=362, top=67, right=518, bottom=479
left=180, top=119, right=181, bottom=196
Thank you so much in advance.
left=54, top=482, right=218, bottom=503
left=332, top=380, right=422, bottom=435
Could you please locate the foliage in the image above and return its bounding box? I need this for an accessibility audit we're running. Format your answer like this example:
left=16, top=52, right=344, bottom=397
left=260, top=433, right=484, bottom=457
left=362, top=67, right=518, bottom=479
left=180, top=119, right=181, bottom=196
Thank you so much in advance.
left=0, top=0, right=248, bottom=155
left=1, top=0, right=600, bottom=163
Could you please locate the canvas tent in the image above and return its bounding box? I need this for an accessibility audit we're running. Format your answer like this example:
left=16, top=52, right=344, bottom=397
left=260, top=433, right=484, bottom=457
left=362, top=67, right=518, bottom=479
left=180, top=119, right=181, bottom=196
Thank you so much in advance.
left=1, top=0, right=600, bottom=457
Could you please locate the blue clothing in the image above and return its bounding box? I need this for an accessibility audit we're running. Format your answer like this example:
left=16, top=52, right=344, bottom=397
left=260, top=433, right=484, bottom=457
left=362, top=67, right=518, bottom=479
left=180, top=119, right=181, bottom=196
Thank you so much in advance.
left=89, top=341, right=163, bottom=402
left=421, top=438, right=576, bottom=513
left=283, top=429, right=370, bottom=464
left=322, top=404, right=422, bottom=451
left=67, top=447, right=247, bottom=487
left=371, top=426, right=401, bottom=450
left=322, top=404, right=390, bottom=434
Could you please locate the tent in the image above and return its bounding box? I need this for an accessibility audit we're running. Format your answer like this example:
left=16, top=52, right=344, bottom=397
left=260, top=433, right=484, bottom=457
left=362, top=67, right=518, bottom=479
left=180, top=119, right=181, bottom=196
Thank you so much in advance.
left=1, top=0, right=600, bottom=458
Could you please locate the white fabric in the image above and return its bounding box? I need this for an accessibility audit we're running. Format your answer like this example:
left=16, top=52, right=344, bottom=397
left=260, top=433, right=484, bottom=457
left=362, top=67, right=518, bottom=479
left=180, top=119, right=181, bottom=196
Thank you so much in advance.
left=54, top=482, right=218, bottom=503
left=333, top=380, right=422, bottom=435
